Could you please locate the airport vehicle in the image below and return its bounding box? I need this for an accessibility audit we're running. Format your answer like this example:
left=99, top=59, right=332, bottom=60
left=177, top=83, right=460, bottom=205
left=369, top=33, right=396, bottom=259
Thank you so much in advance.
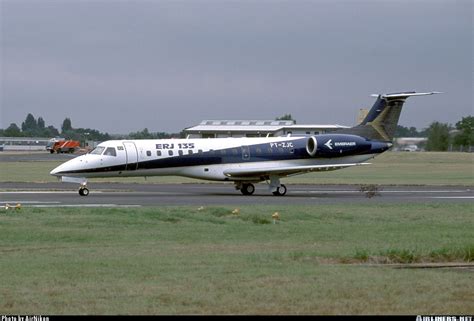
left=50, top=91, right=440, bottom=196
left=46, top=138, right=80, bottom=154
left=402, top=144, right=419, bottom=152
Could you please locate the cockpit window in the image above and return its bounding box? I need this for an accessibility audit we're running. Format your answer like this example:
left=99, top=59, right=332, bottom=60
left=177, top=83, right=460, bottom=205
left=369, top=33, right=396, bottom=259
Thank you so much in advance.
left=90, top=146, right=105, bottom=155
left=103, top=147, right=117, bottom=157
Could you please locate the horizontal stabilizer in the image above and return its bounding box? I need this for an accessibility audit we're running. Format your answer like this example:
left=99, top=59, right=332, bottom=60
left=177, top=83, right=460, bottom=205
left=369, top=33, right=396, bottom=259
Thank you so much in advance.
left=370, top=91, right=443, bottom=99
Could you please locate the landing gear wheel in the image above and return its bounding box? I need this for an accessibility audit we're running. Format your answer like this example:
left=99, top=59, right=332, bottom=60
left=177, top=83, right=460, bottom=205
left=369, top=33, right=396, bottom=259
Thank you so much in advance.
left=240, top=183, right=255, bottom=196
left=272, top=184, right=287, bottom=196
left=79, top=187, right=89, bottom=196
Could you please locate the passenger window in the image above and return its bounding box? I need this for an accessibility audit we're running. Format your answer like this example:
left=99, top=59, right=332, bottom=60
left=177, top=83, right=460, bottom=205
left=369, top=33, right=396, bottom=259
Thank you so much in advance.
left=103, top=147, right=117, bottom=157
left=168, top=150, right=173, bottom=156
left=178, top=150, right=183, bottom=156
left=198, top=149, right=203, bottom=153
left=146, top=151, right=151, bottom=157
left=157, top=150, right=162, bottom=156
left=188, top=150, right=193, bottom=155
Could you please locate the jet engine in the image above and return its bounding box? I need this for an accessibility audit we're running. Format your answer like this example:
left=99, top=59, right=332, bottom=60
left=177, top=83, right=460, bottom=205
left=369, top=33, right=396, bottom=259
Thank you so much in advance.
left=306, top=134, right=373, bottom=157
left=306, top=136, right=318, bottom=156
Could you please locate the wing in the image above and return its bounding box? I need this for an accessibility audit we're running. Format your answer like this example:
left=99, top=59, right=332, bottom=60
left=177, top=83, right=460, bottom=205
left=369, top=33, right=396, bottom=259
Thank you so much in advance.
left=223, top=162, right=371, bottom=179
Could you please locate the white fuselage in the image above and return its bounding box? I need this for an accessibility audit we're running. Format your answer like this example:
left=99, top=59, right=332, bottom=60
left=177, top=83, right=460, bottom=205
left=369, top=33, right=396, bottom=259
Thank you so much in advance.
left=50, top=136, right=378, bottom=182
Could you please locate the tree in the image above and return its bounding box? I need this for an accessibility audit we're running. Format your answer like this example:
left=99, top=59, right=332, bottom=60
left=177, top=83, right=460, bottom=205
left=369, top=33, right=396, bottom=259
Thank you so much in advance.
left=128, top=128, right=177, bottom=139
left=4, top=123, right=22, bottom=137
left=395, top=125, right=422, bottom=137
left=275, top=114, right=295, bottom=123
left=37, top=117, right=45, bottom=129
left=46, top=125, right=60, bottom=137
left=129, top=128, right=152, bottom=139
left=453, top=116, right=473, bottom=148
left=21, top=113, right=37, bottom=132
left=426, top=122, right=450, bottom=151
left=61, top=118, right=72, bottom=133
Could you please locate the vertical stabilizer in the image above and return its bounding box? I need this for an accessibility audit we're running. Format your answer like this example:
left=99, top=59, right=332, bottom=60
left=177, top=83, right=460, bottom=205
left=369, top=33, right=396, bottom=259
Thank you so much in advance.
left=338, top=91, right=442, bottom=141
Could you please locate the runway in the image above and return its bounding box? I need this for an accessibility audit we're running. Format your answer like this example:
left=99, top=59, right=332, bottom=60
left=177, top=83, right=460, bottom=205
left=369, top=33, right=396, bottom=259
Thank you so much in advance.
left=0, top=182, right=472, bottom=207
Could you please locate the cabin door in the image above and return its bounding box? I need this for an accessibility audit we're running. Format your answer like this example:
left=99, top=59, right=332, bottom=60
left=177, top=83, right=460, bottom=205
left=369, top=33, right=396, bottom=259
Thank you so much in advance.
left=123, top=142, right=138, bottom=170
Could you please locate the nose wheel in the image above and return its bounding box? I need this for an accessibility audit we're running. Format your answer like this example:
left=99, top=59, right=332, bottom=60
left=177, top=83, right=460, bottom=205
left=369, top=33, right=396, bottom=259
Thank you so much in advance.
left=79, top=187, right=89, bottom=196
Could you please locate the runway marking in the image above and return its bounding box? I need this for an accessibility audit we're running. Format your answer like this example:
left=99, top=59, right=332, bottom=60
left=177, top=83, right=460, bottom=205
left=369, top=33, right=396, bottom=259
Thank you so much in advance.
left=1, top=201, right=61, bottom=204
left=29, top=204, right=142, bottom=208
left=426, top=196, right=474, bottom=199
left=0, top=191, right=103, bottom=194
left=0, top=201, right=141, bottom=208
left=300, top=190, right=471, bottom=194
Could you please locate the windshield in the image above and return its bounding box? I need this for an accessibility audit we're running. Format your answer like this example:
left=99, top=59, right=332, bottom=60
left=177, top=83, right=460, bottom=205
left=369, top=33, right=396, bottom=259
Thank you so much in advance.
left=90, top=146, right=105, bottom=155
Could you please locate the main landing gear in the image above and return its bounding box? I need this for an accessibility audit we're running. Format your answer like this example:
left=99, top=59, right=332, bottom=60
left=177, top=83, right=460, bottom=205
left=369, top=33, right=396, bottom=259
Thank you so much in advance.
left=240, top=183, right=255, bottom=195
left=235, top=177, right=288, bottom=196
left=272, top=184, right=287, bottom=196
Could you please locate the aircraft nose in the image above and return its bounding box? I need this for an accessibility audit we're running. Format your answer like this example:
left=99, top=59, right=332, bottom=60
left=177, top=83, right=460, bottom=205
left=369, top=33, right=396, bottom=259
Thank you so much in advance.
left=50, top=165, right=62, bottom=176
left=50, top=157, right=81, bottom=176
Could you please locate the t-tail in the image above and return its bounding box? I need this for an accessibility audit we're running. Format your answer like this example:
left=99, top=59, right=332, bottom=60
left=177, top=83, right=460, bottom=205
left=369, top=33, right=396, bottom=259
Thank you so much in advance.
left=337, top=91, right=442, bottom=141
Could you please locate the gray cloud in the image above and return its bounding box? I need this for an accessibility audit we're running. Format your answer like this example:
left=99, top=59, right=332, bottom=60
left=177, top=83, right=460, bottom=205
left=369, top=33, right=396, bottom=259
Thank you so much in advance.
left=1, top=0, right=472, bottom=134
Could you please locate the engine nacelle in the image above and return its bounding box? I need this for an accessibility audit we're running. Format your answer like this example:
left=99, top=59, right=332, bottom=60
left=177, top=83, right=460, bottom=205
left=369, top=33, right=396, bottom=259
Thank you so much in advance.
left=306, top=136, right=318, bottom=156
left=306, top=134, right=372, bottom=157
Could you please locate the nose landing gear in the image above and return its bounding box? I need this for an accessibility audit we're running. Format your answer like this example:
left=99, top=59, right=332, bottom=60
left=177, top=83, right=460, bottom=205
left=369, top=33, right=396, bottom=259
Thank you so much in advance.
left=78, top=181, right=89, bottom=196
left=79, top=187, right=89, bottom=196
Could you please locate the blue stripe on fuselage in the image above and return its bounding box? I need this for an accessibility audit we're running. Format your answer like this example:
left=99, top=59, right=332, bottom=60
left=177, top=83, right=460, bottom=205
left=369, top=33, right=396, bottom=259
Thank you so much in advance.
left=54, top=137, right=385, bottom=175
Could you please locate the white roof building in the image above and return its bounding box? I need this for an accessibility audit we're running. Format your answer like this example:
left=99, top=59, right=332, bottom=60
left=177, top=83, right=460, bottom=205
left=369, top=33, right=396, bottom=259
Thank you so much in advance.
left=184, top=120, right=349, bottom=138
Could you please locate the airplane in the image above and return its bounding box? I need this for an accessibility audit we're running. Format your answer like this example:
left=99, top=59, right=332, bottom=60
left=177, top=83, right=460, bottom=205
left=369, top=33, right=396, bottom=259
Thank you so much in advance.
left=50, top=91, right=441, bottom=196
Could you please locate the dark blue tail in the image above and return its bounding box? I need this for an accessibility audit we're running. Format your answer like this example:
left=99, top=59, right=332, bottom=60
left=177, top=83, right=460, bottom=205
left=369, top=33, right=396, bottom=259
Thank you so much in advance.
left=338, top=91, right=441, bottom=141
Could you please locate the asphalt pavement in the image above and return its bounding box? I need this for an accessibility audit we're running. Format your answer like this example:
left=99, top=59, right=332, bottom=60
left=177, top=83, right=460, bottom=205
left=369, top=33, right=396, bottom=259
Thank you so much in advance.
left=0, top=182, right=472, bottom=207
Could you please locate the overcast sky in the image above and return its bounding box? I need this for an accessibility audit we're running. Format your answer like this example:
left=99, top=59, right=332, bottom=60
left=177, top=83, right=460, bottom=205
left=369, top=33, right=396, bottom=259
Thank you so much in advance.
left=1, top=0, right=472, bottom=134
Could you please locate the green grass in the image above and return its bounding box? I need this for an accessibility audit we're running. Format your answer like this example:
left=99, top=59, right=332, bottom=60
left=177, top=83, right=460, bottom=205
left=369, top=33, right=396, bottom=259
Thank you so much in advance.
left=1, top=203, right=473, bottom=314
left=1, top=151, right=473, bottom=185
left=286, top=152, right=474, bottom=185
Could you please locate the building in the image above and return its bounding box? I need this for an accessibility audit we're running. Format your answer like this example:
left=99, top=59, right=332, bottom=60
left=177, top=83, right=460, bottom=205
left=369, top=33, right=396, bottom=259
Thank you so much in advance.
left=0, top=137, right=51, bottom=151
left=184, top=120, right=349, bottom=138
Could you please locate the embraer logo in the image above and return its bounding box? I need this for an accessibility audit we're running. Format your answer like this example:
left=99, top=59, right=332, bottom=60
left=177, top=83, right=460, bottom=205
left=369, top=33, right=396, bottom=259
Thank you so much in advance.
left=324, top=139, right=333, bottom=149
left=325, top=139, right=357, bottom=150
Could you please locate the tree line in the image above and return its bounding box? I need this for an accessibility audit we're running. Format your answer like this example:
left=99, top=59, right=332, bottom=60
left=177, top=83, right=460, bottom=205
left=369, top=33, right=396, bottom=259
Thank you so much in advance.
left=395, top=116, right=473, bottom=151
left=1, top=113, right=472, bottom=151
left=0, top=113, right=183, bottom=142
left=0, top=114, right=111, bottom=142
